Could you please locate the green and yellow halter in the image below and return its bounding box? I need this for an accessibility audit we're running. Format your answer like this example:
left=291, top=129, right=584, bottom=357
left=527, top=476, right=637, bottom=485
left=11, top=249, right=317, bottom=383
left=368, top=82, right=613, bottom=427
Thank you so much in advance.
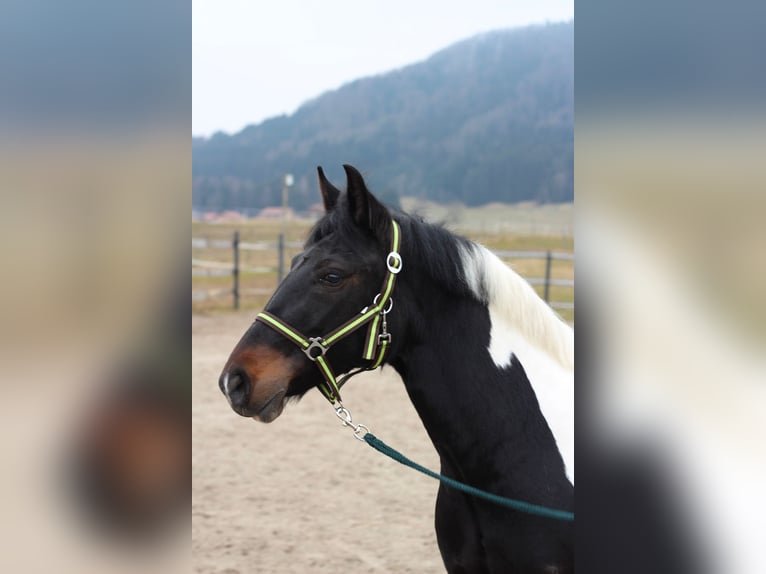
left=255, top=220, right=402, bottom=404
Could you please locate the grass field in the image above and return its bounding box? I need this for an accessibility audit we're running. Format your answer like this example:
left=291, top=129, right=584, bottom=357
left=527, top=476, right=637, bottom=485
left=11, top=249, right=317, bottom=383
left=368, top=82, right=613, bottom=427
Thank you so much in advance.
left=192, top=203, right=574, bottom=323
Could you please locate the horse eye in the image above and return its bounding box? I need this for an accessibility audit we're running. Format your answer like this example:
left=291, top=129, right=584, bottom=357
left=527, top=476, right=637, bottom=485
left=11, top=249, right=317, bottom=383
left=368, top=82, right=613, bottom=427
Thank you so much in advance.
left=319, top=272, right=344, bottom=286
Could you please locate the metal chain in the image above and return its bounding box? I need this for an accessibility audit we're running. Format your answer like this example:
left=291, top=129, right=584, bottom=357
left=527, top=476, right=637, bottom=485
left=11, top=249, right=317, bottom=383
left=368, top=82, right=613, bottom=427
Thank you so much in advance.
left=334, top=403, right=370, bottom=441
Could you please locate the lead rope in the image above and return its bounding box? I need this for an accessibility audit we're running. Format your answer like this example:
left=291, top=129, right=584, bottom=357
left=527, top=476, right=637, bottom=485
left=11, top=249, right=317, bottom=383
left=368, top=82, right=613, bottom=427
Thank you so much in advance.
left=334, top=403, right=575, bottom=522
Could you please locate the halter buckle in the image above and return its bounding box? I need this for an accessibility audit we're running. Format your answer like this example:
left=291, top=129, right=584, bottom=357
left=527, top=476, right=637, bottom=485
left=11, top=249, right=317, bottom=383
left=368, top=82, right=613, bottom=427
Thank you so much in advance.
left=303, top=337, right=327, bottom=361
left=377, top=332, right=392, bottom=345
left=387, top=251, right=403, bottom=274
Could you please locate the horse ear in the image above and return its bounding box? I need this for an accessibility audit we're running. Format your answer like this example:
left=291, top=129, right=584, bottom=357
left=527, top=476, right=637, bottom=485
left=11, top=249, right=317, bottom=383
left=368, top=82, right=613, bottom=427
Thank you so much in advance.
left=343, top=164, right=391, bottom=241
left=317, top=166, right=340, bottom=211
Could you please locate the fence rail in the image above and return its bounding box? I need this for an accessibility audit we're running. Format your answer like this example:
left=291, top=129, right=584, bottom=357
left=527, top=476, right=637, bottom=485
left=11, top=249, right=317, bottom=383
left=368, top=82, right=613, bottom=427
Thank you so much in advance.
left=192, top=233, right=574, bottom=312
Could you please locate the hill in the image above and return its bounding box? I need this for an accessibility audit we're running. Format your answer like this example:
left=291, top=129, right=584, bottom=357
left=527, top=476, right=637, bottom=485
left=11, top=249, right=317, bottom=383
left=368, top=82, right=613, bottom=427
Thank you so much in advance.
left=193, top=21, right=573, bottom=212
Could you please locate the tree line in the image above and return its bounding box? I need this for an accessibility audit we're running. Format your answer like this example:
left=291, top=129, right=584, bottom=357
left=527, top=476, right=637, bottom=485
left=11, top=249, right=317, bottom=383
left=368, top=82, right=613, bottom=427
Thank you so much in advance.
left=193, top=21, right=573, bottom=213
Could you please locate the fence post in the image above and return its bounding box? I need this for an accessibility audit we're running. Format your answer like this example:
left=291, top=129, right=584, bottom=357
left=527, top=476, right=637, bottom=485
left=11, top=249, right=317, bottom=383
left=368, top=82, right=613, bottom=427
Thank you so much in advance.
left=233, top=231, right=240, bottom=310
left=543, top=250, right=552, bottom=303
left=277, top=233, right=285, bottom=284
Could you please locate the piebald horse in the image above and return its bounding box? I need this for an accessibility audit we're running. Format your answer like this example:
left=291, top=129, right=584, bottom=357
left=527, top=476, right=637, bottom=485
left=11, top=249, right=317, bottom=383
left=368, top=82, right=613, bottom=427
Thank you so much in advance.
left=220, top=165, right=574, bottom=573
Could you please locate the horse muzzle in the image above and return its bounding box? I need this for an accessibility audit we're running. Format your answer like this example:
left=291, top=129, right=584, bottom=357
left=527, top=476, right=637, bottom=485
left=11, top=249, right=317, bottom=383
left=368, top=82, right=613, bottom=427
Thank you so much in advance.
left=218, top=368, right=287, bottom=422
left=218, top=345, right=298, bottom=422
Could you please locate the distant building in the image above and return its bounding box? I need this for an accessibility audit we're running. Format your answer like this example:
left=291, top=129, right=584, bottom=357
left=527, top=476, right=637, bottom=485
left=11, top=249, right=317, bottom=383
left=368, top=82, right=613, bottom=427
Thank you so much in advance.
left=216, top=210, right=247, bottom=222
left=201, top=210, right=247, bottom=223
left=258, top=206, right=295, bottom=219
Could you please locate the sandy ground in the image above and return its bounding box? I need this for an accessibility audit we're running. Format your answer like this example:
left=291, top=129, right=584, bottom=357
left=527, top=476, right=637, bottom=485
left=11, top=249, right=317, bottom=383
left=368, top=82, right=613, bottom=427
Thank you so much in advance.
left=193, top=311, right=445, bottom=573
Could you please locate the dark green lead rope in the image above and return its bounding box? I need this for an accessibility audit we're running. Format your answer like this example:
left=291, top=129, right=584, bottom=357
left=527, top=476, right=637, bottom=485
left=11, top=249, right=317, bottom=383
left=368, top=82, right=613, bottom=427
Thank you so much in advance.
left=363, top=433, right=575, bottom=522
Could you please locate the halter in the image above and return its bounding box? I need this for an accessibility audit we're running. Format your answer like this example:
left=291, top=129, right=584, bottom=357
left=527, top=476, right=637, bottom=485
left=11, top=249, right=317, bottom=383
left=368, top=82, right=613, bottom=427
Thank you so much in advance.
left=255, top=220, right=402, bottom=404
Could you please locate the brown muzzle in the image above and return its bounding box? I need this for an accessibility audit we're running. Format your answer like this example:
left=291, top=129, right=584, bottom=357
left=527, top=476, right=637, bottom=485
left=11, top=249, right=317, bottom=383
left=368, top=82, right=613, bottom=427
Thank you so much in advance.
left=218, top=345, right=300, bottom=422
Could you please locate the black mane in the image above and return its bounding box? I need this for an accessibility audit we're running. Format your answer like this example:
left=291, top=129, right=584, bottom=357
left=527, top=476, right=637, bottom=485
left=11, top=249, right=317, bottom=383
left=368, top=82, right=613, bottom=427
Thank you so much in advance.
left=308, top=201, right=478, bottom=302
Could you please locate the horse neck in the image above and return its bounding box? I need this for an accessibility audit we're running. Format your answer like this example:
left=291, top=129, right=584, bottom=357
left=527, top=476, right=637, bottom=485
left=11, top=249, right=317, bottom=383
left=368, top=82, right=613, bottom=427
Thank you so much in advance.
left=389, top=250, right=571, bottom=490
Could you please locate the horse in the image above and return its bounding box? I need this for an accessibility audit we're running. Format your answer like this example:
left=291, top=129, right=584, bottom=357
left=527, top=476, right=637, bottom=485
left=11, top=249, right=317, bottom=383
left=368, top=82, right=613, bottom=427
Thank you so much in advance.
left=219, top=164, right=574, bottom=573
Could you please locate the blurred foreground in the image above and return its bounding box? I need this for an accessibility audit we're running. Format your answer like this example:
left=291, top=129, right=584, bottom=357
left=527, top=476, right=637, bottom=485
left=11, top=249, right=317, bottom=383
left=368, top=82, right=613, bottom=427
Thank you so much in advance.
left=576, top=1, right=765, bottom=568
left=0, top=134, right=190, bottom=573
left=577, top=118, right=766, bottom=572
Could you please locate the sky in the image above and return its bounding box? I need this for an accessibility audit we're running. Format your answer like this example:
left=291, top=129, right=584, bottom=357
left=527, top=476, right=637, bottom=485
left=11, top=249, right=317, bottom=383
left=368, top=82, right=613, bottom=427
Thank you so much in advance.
left=193, top=0, right=573, bottom=137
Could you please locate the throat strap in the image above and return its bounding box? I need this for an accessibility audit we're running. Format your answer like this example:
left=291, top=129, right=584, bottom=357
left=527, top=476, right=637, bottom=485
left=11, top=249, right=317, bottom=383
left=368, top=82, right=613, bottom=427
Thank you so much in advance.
left=255, top=220, right=402, bottom=403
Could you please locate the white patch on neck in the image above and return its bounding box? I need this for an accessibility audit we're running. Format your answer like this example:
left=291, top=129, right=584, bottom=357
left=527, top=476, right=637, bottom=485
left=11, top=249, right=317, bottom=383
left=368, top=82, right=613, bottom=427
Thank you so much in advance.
left=460, top=243, right=574, bottom=482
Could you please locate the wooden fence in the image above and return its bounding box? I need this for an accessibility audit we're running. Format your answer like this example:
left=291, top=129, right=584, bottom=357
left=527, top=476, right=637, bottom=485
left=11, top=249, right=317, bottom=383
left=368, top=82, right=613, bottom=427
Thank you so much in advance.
left=192, top=233, right=574, bottom=311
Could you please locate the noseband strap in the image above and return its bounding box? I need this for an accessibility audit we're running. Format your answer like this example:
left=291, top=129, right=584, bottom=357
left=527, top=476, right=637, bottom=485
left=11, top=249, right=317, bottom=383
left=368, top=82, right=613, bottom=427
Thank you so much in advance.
left=256, top=220, right=402, bottom=404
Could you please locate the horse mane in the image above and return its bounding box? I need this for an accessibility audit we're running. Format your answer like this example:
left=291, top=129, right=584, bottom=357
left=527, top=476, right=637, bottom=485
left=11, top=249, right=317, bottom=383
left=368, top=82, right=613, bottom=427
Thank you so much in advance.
left=308, top=204, right=574, bottom=370
left=395, top=212, right=574, bottom=371
left=458, top=242, right=574, bottom=370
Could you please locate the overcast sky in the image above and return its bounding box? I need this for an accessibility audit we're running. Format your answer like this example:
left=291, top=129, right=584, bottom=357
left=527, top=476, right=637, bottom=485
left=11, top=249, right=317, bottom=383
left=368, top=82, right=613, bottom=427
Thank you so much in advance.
left=193, top=0, right=573, bottom=137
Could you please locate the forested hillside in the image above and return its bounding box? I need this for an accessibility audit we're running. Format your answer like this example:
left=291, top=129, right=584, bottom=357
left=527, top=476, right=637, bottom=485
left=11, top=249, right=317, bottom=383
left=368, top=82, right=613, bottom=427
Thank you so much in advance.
left=193, top=21, right=573, bottom=212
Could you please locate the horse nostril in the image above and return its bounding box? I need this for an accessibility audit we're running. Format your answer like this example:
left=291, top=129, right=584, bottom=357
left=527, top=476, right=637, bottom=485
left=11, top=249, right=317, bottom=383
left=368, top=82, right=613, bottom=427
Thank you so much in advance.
left=227, top=373, right=243, bottom=393
left=219, top=370, right=250, bottom=408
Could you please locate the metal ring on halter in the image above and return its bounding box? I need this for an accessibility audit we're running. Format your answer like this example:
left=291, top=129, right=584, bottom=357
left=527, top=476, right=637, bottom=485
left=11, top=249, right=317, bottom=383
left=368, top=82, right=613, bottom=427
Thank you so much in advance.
left=353, top=424, right=370, bottom=441
left=372, top=293, right=394, bottom=315
left=303, top=337, right=327, bottom=361
left=387, top=251, right=403, bottom=274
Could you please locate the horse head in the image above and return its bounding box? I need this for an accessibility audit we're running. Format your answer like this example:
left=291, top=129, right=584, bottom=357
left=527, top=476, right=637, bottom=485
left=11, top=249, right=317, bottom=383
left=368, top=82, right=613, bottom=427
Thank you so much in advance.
left=218, top=165, right=396, bottom=422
